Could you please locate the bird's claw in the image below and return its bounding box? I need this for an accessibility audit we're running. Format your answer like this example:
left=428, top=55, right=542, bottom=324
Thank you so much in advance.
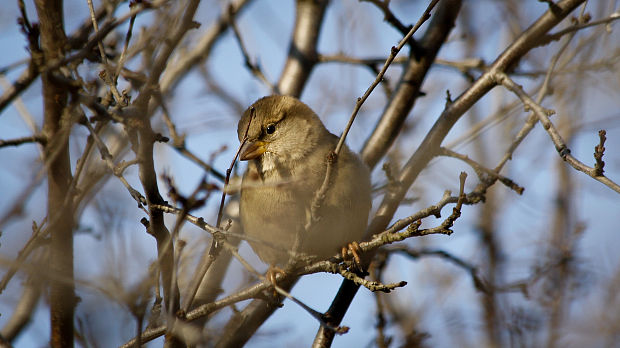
left=266, top=265, right=286, bottom=297
left=341, top=241, right=362, bottom=268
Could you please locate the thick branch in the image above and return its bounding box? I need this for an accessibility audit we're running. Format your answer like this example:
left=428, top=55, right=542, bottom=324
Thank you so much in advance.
left=361, top=0, right=459, bottom=169
left=276, top=0, right=329, bottom=97
left=371, top=0, right=585, bottom=246
left=318, top=0, right=586, bottom=346
left=134, top=120, right=181, bottom=337
left=33, top=0, right=75, bottom=347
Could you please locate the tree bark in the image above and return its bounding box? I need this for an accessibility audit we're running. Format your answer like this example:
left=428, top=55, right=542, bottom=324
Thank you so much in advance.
left=34, top=0, right=75, bottom=347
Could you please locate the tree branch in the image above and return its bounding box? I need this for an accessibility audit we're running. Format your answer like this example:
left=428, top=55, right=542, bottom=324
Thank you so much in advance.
left=496, top=72, right=620, bottom=194
left=33, top=0, right=75, bottom=346
left=276, top=0, right=329, bottom=97
left=316, top=0, right=586, bottom=346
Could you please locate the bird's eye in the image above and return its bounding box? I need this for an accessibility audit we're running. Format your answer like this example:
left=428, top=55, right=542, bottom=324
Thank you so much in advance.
left=266, top=124, right=276, bottom=134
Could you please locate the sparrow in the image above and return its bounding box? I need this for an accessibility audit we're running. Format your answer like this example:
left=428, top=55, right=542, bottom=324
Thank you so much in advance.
left=237, top=95, right=371, bottom=267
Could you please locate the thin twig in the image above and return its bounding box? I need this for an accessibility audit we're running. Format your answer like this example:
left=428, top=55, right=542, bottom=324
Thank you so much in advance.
left=307, top=0, right=441, bottom=229
left=152, top=203, right=299, bottom=255
left=224, top=242, right=350, bottom=334
left=0, top=218, right=46, bottom=293
left=0, top=135, right=46, bottom=148
left=494, top=14, right=580, bottom=173
left=153, top=90, right=226, bottom=181
left=361, top=0, right=411, bottom=35
left=337, top=174, right=468, bottom=265
left=85, top=0, right=126, bottom=105
left=439, top=147, right=524, bottom=194
left=319, top=54, right=484, bottom=74
left=0, top=75, right=40, bottom=135
left=496, top=72, right=620, bottom=194
left=114, top=4, right=138, bottom=83
left=182, top=108, right=255, bottom=311
left=216, top=107, right=253, bottom=228
left=81, top=118, right=148, bottom=209
left=336, top=0, right=440, bottom=156
left=228, top=5, right=277, bottom=93
left=594, top=129, right=606, bottom=176
left=386, top=247, right=490, bottom=294
left=336, top=267, right=407, bottom=293
left=538, top=12, right=620, bottom=46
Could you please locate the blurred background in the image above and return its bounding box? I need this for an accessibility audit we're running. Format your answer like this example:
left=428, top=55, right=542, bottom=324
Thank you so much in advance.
left=0, top=0, right=619, bottom=347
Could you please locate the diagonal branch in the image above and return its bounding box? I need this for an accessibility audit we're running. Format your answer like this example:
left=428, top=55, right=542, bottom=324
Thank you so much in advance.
left=496, top=72, right=620, bottom=194
left=308, top=0, right=442, bottom=230
left=228, top=5, right=277, bottom=93
left=159, top=0, right=254, bottom=94
left=316, top=0, right=586, bottom=346
left=361, top=0, right=455, bottom=169
left=361, top=0, right=412, bottom=36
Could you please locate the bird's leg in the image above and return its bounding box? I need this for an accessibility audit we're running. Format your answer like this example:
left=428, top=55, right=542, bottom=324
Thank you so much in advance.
left=341, top=241, right=362, bottom=268
left=291, top=225, right=304, bottom=261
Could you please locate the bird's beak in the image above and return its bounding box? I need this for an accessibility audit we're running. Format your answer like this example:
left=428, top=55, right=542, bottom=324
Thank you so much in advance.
left=239, top=140, right=267, bottom=161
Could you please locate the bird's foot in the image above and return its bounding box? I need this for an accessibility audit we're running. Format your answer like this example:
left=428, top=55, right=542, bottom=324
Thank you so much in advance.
left=266, top=265, right=286, bottom=297
left=341, top=241, right=363, bottom=269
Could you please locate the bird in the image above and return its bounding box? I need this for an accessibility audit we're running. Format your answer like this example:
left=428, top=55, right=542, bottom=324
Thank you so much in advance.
left=237, top=95, right=371, bottom=269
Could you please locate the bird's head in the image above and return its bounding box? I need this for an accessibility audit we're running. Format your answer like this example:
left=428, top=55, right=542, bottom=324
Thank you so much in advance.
left=237, top=95, right=329, bottom=166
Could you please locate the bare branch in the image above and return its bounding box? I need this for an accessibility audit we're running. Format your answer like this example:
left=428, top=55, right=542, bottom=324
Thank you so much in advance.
left=228, top=5, right=277, bottom=93
left=34, top=0, right=75, bottom=345
left=336, top=267, right=407, bottom=293
left=0, top=135, right=46, bottom=148
left=361, top=0, right=459, bottom=169
left=85, top=0, right=125, bottom=105
left=159, top=0, right=254, bottom=94
left=594, top=130, right=606, bottom=176
left=318, top=0, right=586, bottom=345
left=538, top=11, right=620, bottom=46
left=277, top=0, right=329, bottom=97
left=496, top=72, right=620, bottom=194
left=361, top=0, right=412, bottom=36
left=309, top=0, right=444, bottom=233
left=153, top=90, right=226, bottom=181
left=81, top=119, right=147, bottom=209
left=438, top=147, right=524, bottom=195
